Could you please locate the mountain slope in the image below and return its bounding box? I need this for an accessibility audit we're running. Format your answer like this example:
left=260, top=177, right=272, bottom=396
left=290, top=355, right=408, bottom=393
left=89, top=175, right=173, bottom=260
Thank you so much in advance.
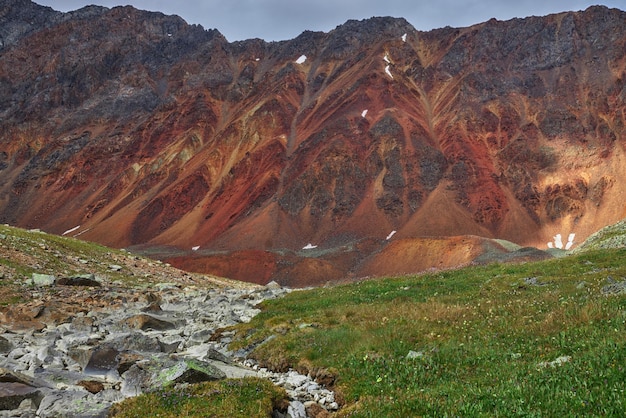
left=1, top=2, right=625, bottom=284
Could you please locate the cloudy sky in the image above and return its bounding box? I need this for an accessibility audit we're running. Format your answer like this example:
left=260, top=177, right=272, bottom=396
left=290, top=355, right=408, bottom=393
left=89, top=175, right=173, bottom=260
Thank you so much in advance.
left=35, top=0, right=624, bottom=42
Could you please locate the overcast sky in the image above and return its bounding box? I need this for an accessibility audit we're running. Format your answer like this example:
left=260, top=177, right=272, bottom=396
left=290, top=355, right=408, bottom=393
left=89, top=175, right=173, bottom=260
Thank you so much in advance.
left=35, top=1, right=624, bottom=42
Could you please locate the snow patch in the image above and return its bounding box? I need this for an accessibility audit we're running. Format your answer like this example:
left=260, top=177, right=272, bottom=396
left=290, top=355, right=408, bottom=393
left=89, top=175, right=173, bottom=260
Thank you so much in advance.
left=553, top=234, right=563, bottom=249
left=386, top=230, right=397, bottom=240
left=548, top=232, right=575, bottom=250
left=401, top=33, right=407, bottom=42
left=192, top=246, right=200, bottom=251
left=302, top=243, right=317, bottom=250
left=361, top=109, right=368, bottom=118
left=255, top=58, right=260, bottom=61
left=295, top=55, right=307, bottom=64
left=383, top=53, right=390, bottom=64
left=62, top=225, right=80, bottom=236
left=385, top=65, right=393, bottom=79
left=565, top=233, right=575, bottom=250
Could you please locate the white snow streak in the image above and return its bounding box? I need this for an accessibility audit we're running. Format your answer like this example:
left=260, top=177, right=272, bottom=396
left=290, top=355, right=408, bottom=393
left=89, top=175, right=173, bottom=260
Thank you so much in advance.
left=361, top=109, right=368, bottom=118
left=385, top=65, right=393, bottom=79
left=62, top=225, right=80, bottom=236
left=401, top=33, right=407, bottom=42
left=553, top=234, right=563, bottom=249
left=386, top=230, right=397, bottom=240
left=295, top=55, right=307, bottom=64
left=383, top=53, right=390, bottom=64
left=192, top=246, right=200, bottom=251
left=565, top=233, right=575, bottom=250
left=302, top=243, right=317, bottom=250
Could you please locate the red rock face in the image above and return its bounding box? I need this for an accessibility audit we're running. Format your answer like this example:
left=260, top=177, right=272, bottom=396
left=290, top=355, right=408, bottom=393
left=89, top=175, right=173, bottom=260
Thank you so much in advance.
left=1, top=3, right=626, bottom=285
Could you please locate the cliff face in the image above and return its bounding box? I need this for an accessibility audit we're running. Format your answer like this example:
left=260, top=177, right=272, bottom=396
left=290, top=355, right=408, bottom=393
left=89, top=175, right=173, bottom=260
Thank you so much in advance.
left=1, top=2, right=625, bottom=285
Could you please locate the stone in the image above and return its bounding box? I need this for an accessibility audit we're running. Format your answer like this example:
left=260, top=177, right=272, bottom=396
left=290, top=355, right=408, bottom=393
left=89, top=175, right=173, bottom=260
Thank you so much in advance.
left=601, top=280, right=626, bottom=295
left=287, top=400, right=307, bottom=418
left=56, top=274, right=101, bottom=287
left=116, top=352, right=145, bottom=375
left=205, top=347, right=232, bottom=364
left=107, top=333, right=162, bottom=353
left=265, top=280, right=282, bottom=290
left=157, top=338, right=181, bottom=354
left=36, top=390, right=115, bottom=418
left=284, top=371, right=308, bottom=390
left=122, top=314, right=175, bottom=331
left=108, top=265, right=123, bottom=271
left=84, top=347, right=120, bottom=375
left=158, top=359, right=226, bottom=385
left=406, top=350, right=425, bottom=360
left=0, top=382, right=42, bottom=411
left=120, top=365, right=152, bottom=397
left=29, top=273, right=55, bottom=287
left=0, top=335, right=12, bottom=354
left=69, top=316, right=96, bottom=333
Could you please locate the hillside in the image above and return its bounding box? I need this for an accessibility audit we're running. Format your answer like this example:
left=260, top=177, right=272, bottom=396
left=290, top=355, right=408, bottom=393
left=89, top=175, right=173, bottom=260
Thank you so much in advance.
left=1, top=215, right=625, bottom=417
left=1, top=2, right=626, bottom=284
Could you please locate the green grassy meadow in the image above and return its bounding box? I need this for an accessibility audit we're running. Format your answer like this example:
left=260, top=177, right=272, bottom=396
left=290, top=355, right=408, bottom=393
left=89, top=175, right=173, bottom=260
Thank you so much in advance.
left=229, top=248, right=626, bottom=416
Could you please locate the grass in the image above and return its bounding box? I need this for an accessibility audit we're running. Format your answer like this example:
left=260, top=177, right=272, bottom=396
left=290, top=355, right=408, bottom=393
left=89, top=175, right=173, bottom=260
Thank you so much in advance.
left=227, top=248, right=626, bottom=416
left=108, top=377, right=289, bottom=418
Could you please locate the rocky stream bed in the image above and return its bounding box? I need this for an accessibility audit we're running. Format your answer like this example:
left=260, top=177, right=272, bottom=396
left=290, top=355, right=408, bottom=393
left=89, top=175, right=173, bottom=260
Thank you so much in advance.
left=0, top=274, right=337, bottom=417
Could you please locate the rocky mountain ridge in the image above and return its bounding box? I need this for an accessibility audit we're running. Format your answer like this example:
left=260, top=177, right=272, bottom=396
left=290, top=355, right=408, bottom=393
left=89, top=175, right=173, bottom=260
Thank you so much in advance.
left=1, top=1, right=625, bottom=285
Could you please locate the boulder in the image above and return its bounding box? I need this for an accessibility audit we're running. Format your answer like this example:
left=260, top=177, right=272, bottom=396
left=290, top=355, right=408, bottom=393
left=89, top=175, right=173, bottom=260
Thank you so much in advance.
left=157, top=359, right=226, bottom=385
left=0, top=335, right=12, bottom=354
left=0, top=382, right=42, bottom=411
left=57, top=274, right=101, bottom=287
left=30, top=273, right=55, bottom=287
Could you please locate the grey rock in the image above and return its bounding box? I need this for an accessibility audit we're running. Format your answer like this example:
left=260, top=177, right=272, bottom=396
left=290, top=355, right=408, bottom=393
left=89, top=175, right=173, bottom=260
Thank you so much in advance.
left=205, top=348, right=232, bottom=365
left=287, top=400, right=307, bottom=418
left=84, top=347, right=120, bottom=376
left=37, top=390, right=112, bottom=418
left=158, top=359, right=226, bottom=385
left=406, top=350, right=425, bottom=360
left=0, top=382, right=42, bottom=411
left=106, top=332, right=162, bottom=353
left=56, top=274, right=100, bottom=287
left=29, top=274, right=55, bottom=287
left=122, top=314, right=175, bottom=331
left=265, top=280, right=282, bottom=290
left=0, top=335, right=12, bottom=354
left=120, top=365, right=152, bottom=397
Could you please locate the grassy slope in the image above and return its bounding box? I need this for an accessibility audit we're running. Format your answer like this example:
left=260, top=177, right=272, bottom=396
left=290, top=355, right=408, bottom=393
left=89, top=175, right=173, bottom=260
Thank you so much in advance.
left=230, top=248, right=626, bottom=417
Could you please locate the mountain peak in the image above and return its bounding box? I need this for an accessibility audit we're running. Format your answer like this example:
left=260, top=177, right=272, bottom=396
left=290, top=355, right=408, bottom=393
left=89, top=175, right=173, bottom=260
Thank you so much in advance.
left=1, top=5, right=625, bottom=285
